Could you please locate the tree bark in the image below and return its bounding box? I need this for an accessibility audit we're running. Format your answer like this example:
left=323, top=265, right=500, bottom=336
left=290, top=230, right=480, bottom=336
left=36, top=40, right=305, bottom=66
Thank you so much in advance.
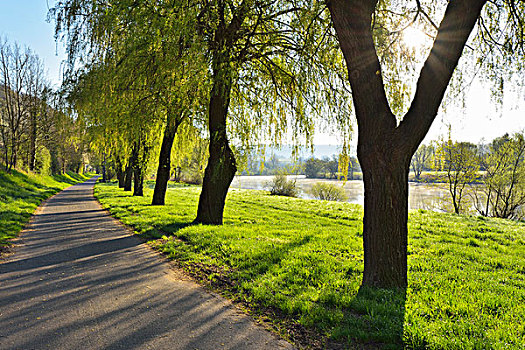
left=328, top=0, right=487, bottom=288
left=133, top=162, right=144, bottom=196
left=123, top=149, right=136, bottom=192
left=194, top=56, right=237, bottom=225
left=133, top=139, right=148, bottom=197
left=28, top=110, right=37, bottom=172
left=102, top=152, right=107, bottom=183
left=360, top=149, right=410, bottom=287
left=152, top=111, right=182, bottom=205
left=123, top=164, right=133, bottom=191
left=115, top=156, right=125, bottom=188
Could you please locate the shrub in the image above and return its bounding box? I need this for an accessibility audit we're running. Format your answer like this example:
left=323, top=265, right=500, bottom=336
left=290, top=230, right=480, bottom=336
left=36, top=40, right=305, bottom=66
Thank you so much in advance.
left=309, top=182, right=348, bottom=201
left=34, top=146, right=51, bottom=176
left=268, top=174, right=298, bottom=197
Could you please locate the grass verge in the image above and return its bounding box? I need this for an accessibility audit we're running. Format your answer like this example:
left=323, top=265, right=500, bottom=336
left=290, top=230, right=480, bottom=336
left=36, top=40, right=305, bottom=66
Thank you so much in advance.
left=0, top=169, right=92, bottom=253
left=95, top=181, right=525, bottom=349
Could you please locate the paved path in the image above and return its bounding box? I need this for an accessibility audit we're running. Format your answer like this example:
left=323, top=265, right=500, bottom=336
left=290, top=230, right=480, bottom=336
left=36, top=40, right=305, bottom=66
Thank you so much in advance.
left=0, top=177, right=293, bottom=350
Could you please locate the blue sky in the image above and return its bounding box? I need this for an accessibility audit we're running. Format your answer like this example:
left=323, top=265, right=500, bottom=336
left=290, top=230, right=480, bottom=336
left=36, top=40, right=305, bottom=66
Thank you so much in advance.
left=0, top=1, right=523, bottom=145
left=0, top=1, right=65, bottom=87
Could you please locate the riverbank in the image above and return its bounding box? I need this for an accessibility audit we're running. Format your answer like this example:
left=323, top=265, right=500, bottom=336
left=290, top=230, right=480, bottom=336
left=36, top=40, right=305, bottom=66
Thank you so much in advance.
left=95, top=181, right=525, bottom=349
left=231, top=175, right=449, bottom=211
left=0, top=169, right=92, bottom=254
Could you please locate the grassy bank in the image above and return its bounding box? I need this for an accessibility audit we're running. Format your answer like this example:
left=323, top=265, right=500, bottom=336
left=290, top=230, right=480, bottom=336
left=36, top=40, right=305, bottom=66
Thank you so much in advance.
left=95, top=182, right=525, bottom=349
left=0, top=169, right=92, bottom=251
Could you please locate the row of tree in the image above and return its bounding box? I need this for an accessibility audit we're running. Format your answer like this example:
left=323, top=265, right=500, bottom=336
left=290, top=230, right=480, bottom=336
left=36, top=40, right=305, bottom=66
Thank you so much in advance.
left=0, top=38, right=85, bottom=174
left=53, top=0, right=352, bottom=215
left=51, top=0, right=525, bottom=289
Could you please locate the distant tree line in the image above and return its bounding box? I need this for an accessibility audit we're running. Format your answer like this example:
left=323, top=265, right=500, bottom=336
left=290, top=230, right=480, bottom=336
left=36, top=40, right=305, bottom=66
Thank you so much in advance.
left=304, top=156, right=361, bottom=180
left=238, top=151, right=363, bottom=180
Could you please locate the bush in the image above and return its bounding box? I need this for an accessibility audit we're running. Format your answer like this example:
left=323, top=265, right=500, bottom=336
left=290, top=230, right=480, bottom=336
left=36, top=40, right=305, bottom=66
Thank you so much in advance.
left=309, top=182, right=348, bottom=201
left=34, top=146, right=51, bottom=176
left=268, top=174, right=298, bottom=197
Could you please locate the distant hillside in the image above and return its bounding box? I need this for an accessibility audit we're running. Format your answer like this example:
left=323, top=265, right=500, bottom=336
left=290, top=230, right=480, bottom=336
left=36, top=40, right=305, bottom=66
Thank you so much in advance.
left=264, top=144, right=356, bottom=161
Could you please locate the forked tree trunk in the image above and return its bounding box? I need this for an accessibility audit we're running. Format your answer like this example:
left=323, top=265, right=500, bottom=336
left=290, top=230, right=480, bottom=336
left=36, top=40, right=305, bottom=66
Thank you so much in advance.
left=328, top=0, right=487, bottom=289
left=195, top=58, right=237, bottom=225
left=152, top=112, right=182, bottom=205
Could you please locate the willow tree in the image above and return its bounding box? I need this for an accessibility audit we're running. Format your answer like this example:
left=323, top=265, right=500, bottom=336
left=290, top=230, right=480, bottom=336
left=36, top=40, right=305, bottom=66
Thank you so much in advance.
left=65, top=60, right=159, bottom=192
left=52, top=0, right=208, bottom=203
left=326, top=0, right=525, bottom=288
left=194, top=0, right=351, bottom=224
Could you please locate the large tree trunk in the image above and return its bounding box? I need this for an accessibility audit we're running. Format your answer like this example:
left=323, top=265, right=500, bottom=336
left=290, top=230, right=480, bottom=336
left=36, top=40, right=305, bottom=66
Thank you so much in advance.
left=328, top=0, right=487, bottom=288
left=360, top=148, right=410, bottom=288
left=194, top=58, right=237, bottom=225
left=152, top=112, right=181, bottom=205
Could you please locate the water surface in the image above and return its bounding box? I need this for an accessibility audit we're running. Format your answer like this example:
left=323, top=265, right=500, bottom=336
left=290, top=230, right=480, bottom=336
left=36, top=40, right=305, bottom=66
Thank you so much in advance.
left=231, top=175, right=449, bottom=211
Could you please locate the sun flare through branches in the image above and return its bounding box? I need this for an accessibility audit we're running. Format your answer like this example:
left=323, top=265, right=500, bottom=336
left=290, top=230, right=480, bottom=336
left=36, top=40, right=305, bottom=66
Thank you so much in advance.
left=402, top=26, right=430, bottom=51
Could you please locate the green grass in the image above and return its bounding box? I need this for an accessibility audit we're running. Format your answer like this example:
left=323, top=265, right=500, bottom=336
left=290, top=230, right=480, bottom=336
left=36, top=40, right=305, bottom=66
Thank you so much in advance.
left=0, top=169, right=92, bottom=249
left=94, top=182, right=525, bottom=349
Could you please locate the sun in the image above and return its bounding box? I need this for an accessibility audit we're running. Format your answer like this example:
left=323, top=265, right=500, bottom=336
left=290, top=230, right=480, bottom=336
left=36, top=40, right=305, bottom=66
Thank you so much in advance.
left=402, top=26, right=429, bottom=51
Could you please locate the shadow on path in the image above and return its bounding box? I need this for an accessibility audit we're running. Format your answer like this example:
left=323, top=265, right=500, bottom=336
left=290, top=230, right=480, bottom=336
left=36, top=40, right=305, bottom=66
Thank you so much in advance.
left=0, top=177, right=292, bottom=350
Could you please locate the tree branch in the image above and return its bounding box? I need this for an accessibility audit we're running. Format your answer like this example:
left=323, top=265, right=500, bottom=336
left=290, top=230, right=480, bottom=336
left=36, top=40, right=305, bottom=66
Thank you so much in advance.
left=396, top=0, right=488, bottom=155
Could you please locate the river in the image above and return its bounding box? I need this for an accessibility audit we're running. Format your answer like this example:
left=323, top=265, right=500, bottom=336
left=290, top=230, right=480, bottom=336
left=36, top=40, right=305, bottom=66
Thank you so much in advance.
left=231, top=175, right=450, bottom=211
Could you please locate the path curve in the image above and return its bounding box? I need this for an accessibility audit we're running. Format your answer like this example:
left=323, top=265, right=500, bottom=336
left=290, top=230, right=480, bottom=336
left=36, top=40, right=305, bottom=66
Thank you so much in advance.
left=0, top=177, right=293, bottom=350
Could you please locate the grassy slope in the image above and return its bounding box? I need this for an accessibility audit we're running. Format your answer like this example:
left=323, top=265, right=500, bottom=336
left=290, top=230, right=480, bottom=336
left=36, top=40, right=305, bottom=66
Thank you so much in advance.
left=95, top=182, right=525, bottom=349
left=0, top=169, right=91, bottom=249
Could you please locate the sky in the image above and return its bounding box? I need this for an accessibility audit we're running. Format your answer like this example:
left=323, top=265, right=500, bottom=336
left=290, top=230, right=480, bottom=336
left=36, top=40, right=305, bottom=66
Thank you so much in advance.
left=0, top=1, right=65, bottom=89
left=0, top=1, right=524, bottom=148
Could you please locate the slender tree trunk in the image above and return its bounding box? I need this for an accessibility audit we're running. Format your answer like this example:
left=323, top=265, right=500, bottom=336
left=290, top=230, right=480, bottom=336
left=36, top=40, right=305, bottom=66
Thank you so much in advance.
left=152, top=112, right=181, bottom=205
left=133, top=163, right=144, bottom=196
left=174, top=167, right=182, bottom=182
left=29, top=112, right=37, bottom=172
left=3, top=145, right=8, bottom=172
left=195, top=59, right=237, bottom=225
left=123, top=164, right=133, bottom=191
left=9, top=134, right=17, bottom=172
left=115, top=156, right=125, bottom=188
left=102, top=152, right=107, bottom=182
left=132, top=141, right=145, bottom=196
left=124, top=148, right=136, bottom=192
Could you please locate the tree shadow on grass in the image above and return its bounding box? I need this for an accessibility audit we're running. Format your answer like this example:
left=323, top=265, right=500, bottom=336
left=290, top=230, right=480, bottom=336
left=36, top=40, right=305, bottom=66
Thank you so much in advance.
left=0, top=171, right=55, bottom=203
left=332, top=286, right=407, bottom=349
left=138, top=221, right=196, bottom=241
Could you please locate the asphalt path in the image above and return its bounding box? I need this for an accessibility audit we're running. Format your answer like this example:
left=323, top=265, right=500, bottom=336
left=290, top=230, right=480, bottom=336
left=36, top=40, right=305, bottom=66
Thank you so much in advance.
left=0, top=177, right=293, bottom=350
